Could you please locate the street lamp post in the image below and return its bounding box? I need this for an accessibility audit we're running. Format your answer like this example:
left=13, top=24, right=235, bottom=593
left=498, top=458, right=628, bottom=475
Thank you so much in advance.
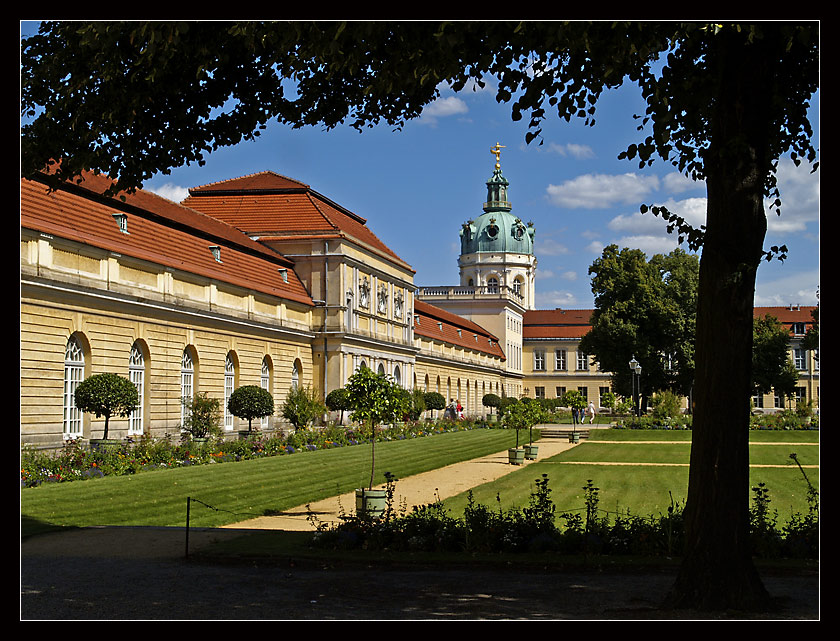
left=629, top=357, right=642, bottom=417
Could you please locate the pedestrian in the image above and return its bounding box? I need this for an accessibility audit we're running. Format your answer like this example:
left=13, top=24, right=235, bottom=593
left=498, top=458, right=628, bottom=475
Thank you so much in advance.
left=588, top=400, right=596, bottom=424
left=456, top=399, right=463, bottom=419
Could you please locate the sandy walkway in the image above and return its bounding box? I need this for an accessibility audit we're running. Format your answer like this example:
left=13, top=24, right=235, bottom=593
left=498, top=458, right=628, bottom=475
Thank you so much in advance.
left=222, top=438, right=580, bottom=531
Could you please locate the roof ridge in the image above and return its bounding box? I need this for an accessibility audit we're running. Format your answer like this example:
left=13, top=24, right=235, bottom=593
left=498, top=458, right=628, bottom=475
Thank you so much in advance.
left=188, top=170, right=310, bottom=194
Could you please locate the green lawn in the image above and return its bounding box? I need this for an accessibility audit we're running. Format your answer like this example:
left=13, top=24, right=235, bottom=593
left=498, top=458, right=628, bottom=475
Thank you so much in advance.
left=21, top=428, right=521, bottom=536
left=21, top=427, right=819, bottom=538
left=441, top=429, right=819, bottom=523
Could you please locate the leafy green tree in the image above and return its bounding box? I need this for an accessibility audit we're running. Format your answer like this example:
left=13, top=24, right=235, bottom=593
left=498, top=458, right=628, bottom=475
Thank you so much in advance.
left=801, top=306, right=819, bottom=352
left=22, top=20, right=819, bottom=612
left=281, top=386, right=325, bottom=431
left=73, top=372, right=138, bottom=439
left=227, top=385, right=274, bottom=432
left=345, top=366, right=407, bottom=489
left=579, top=245, right=699, bottom=413
left=752, top=315, right=798, bottom=399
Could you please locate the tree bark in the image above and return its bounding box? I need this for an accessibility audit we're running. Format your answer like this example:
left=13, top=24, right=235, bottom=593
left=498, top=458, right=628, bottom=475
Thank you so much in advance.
left=665, top=31, right=774, bottom=611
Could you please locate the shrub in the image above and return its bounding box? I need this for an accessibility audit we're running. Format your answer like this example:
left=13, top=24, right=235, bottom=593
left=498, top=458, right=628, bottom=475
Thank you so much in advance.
left=281, top=386, right=326, bottom=430
left=227, top=385, right=274, bottom=432
left=651, top=389, right=682, bottom=420
left=181, top=392, right=223, bottom=439
left=74, top=373, right=139, bottom=439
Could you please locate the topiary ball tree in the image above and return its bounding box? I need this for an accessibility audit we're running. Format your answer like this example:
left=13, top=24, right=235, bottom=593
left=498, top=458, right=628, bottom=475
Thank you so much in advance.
left=325, top=387, right=352, bottom=424
left=423, top=391, right=446, bottom=414
left=482, top=393, right=502, bottom=414
left=74, top=372, right=139, bottom=440
left=227, top=385, right=274, bottom=432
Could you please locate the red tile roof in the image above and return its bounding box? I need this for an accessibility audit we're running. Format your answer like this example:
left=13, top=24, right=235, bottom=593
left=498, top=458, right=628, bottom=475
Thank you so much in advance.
left=414, top=300, right=506, bottom=360
left=182, top=171, right=414, bottom=273
left=523, top=308, right=594, bottom=340
left=522, top=306, right=818, bottom=340
left=21, top=171, right=314, bottom=306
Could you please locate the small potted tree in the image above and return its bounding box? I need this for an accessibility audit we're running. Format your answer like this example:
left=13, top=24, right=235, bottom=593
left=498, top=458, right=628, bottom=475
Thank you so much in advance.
left=181, top=392, right=223, bottom=443
left=227, top=385, right=274, bottom=437
left=500, top=398, right=528, bottom=465
left=522, top=398, right=548, bottom=460
left=345, top=366, right=407, bottom=517
left=562, top=390, right=587, bottom=443
left=74, top=373, right=139, bottom=450
left=482, top=393, right=502, bottom=423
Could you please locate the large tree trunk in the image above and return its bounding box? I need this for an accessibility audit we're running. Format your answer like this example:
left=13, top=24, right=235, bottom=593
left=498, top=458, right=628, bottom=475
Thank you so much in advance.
left=665, top=31, right=775, bottom=611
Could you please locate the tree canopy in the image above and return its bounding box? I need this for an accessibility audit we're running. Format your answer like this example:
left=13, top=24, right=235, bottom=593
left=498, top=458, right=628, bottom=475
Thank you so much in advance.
left=579, top=244, right=699, bottom=405
left=752, top=315, right=799, bottom=398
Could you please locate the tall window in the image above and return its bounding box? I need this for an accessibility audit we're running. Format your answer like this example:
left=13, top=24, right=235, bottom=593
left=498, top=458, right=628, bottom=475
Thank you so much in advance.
left=180, top=348, right=194, bottom=427
left=292, top=359, right=301, bottom=389
left=224, top=353, right=236, bottom=430
left=577, top=351, right=589, bottom=371
left=793, top=348, right=807, bottom=370
left=555, top=349, right=567, bottom=370
left=63, top=336, right=85, bottom=438
left=261, top=357, right=272, bottom=429
left=128, top=342, right=145, bottom=435
left=534, top=350, right=545, bottom=371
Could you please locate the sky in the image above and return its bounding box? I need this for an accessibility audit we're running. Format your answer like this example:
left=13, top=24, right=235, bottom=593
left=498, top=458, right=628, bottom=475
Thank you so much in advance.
left=22, top=23, right=820, bottom=311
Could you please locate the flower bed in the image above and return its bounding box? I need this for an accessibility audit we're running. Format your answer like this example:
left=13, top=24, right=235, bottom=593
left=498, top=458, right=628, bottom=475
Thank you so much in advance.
left=21, top=418, right=484, bottom=488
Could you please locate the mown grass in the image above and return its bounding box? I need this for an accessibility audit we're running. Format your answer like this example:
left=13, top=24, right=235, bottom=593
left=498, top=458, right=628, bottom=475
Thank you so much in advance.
left=21, top=428, right=522, bottom=536
left=440, top=429, right=819, bottom=523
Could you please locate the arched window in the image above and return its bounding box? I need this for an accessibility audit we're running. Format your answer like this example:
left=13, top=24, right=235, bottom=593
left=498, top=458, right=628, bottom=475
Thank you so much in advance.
left=292, top=359, right=301, bottom=389
left=224, top=353, right=237, bottom=430
left=128, top=341, right=145, bottom=435
left=63, top=335, right=85, bottom=438
left=377, top=363, right=385, bottom=375
left=393, top=365, right=401, bottom=387
left=512, top=278, right=522, bottom=296
left=261, top=356, right=272, bottom=429
left=181, top=348, right=195, bottom=428
left=487, top=277, right=499, bottom=294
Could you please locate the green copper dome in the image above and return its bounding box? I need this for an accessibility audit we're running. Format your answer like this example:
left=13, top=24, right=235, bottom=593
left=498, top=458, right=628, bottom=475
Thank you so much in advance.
left=460, top=147, right=535, bottom=255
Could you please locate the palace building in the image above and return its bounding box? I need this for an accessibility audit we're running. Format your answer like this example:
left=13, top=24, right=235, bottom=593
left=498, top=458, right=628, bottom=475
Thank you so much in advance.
left=20, top=148, right=818, bottom=449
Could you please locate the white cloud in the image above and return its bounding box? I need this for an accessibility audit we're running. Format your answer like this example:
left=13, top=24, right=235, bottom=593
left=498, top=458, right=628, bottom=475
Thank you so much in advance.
left=586, top=240, right=605, bottom=255
left=535, top=238, right=569, bottom=256
left=765, top=159, right=820, bottom=234
left=662, top=171, right=703, bottom=194
left=147, top=183, right=190, bottom=203
left=419, top=96, right=469, bottom=126
left=537, top=289, right=584, bottom=308
left=543, top=142, right=596, bottom=159
left=546, top=173, right=660, bottom=209
left=754, top=269, right=819, bottom=307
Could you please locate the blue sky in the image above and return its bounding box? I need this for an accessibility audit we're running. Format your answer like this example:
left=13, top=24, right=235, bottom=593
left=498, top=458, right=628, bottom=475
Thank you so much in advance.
left=22, top=22, right=820, bottom=310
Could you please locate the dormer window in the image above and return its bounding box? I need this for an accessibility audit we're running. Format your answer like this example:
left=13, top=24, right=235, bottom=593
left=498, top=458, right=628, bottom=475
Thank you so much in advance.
left=112, top=213, right=129, bottom=234
left=278, top=268, right=288, bottom=283
left=209, top=245, right=222, bottom=262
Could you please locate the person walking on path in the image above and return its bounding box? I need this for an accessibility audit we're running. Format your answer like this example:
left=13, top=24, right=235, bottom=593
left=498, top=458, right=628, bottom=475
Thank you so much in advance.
left=588, top=401, right=597, bottom=424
